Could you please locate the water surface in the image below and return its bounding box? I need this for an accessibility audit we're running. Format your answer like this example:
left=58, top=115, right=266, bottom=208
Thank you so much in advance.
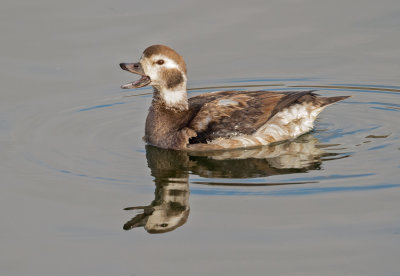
left=1, top=1, right=400, bottom=275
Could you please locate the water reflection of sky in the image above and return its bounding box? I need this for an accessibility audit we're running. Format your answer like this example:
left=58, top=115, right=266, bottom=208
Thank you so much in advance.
left=191, top=184, right=400, bottom=197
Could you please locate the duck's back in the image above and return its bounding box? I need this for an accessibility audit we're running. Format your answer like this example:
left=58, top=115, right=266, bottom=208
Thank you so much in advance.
left=187, top=90, right=349, bottom=150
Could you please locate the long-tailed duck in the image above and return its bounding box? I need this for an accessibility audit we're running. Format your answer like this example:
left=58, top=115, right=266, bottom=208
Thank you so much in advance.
left=120, top=45, right=349, bottom=151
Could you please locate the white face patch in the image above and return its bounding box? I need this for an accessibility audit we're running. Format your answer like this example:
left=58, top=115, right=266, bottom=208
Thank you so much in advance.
left=151, top=55, right=181, bottom=70
left=140, top=54, right=187, bottom=103
left=141, top=55, right=182, bottom=83
left=140, top=54, right=188, bottom=109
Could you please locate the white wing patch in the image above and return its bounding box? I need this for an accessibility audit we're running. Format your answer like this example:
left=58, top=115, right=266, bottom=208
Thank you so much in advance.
left=255, top=103, right=323, bottom=140
left=209, top=103, right=325, bottom=149
left=217, top=99, right=238, bottom=106
left=193, top=115, right=212, bottom=131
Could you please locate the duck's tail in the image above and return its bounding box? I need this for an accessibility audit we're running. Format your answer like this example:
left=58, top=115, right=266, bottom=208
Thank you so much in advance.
left=321, top=95, right=351, bottom=106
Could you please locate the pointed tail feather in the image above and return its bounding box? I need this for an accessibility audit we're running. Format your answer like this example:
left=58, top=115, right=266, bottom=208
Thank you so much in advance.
left=321, top=95, right=351, bottom=106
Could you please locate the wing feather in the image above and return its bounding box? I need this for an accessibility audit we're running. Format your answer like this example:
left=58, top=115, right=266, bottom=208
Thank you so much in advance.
left=188, top=91, right=291, bottom=143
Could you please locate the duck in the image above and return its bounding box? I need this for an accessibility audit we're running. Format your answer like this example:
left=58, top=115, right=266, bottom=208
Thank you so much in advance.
left=119, top=44, right=349, bottom=151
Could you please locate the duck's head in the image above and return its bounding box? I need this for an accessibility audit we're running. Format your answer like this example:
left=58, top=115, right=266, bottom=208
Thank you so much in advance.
left=120, top=45, right=188, bottom=109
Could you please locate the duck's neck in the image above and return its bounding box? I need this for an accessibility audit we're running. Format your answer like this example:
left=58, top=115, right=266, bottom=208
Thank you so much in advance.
left=152, top=83, right=188, bottom=111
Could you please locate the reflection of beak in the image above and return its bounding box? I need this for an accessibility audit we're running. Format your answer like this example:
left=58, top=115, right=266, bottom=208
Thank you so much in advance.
left=123, top=207, right=154, bottom=230
left=119, top=62, right=151, bottom=89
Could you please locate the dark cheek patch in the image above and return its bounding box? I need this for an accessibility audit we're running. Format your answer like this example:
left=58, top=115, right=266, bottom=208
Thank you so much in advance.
left=162, top=69, right=184, bottom=89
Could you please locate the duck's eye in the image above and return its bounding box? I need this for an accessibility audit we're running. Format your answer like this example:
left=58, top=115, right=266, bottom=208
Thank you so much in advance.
left=156, top=59, right=164, bottom=65
left=160, top=223, right=168, bottom=227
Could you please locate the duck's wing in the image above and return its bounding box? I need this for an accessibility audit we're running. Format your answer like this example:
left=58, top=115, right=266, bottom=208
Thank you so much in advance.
left=188, top=90, right=329, bottom=144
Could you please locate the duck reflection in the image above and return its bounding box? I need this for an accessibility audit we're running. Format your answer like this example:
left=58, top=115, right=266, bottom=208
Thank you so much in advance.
left=124, top=134, right=339, bottom=234
left=123, top=148, right=191, bottom=233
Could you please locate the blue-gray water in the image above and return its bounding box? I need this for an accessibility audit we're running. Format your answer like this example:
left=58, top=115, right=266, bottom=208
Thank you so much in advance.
left=1, top=1, right=400, bottom=275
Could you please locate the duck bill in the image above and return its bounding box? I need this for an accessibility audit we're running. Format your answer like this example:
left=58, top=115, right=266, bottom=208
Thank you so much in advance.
left=119, top=62, right=151, bottom=89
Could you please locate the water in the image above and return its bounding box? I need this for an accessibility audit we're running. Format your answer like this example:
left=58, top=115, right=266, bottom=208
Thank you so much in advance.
left=1, top=1, right=400, bottom=275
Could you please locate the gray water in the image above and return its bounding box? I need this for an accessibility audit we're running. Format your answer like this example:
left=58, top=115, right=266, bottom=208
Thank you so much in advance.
left=1, top=1, right=400, bottom=275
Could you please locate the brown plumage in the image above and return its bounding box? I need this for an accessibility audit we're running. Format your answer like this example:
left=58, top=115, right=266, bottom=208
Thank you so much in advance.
left=120, top=45, right=350, bottom=150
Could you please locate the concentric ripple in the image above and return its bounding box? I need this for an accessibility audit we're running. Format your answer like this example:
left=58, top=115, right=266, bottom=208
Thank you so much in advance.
left=13, top=78, right=400, bottom=196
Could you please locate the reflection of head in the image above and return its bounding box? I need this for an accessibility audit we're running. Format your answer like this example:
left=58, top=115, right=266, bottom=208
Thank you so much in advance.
left=124, top=182, right=190, bottom=234
left=146, top=181, right=190, bottom=233
left=145, top=202, right=189, bottom=233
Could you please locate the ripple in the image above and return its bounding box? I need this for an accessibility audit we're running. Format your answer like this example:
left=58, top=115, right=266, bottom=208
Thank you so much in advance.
left=190, top=184, right=400, bottom=197
left=14, top=78, right=400, bottom=197
left=77, top=102, right=125, bottom=112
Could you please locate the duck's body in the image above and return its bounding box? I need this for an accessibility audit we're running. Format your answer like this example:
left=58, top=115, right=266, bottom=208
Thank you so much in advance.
left=120, top=45, right=349, bottom=151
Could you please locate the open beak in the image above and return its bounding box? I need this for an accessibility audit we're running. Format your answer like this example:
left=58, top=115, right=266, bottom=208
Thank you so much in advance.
left=119, top=62, right=151, bottom=89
